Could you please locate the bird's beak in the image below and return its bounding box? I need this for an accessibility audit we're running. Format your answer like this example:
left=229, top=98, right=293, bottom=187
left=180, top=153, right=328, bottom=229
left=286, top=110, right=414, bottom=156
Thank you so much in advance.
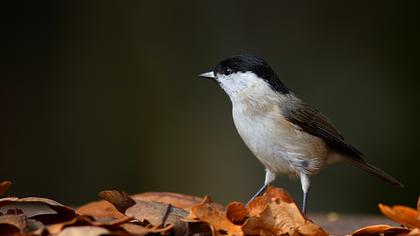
left=199, top=71, right=216, bottom=80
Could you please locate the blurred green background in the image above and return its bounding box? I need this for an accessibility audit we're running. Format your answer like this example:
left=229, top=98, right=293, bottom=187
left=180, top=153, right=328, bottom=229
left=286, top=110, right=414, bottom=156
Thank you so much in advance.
left=2, top=1, right=419, bottom=213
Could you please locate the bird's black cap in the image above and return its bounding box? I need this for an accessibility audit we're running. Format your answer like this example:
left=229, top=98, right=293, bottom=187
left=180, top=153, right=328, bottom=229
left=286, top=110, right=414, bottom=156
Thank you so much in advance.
left=214, top=54, right=289, bottom=94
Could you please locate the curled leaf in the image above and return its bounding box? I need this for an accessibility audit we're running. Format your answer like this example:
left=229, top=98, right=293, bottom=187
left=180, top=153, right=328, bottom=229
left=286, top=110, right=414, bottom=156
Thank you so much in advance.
left=0, top=181, right=12, bottom=197
left=77, top=199, right=128, bottom=220
left=243, top=186, right=328, bottom=236
left=379, top=203, right=420, bottom=229
left=125, top=200, right=188, bottom=235
left=98, top=190, right=136, bottom=213
left=47, top=215, right=131, bottom=235
left=0, top=214, right=45, bottom=235
left=417, top=197, right=420, bottom=212
left=56, top=226, right=109, bottom=236
left=120, top=223, right=174, bottom=235
left=187, top=196, right=243, bottom=236
left=132, top=192, right=225, bottom=210
left=408, top=228, right=420, bottom=236
left=0, top=214, right=28, bottom=235
left=226, top=202, right=248, bottom=225
left=100, top=190, right=189, bottom=236
left=0, top=197, right=76, bottom=225
left=351, top=224, right=411, bottom=236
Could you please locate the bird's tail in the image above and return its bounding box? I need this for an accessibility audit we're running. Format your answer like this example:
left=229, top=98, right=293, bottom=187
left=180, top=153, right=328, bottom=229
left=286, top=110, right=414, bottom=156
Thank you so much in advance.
left=347, top=160, right=403, bottom=188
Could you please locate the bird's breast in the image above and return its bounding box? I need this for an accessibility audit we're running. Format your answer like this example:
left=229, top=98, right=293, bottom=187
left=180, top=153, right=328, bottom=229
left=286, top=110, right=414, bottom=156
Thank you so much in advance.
left=232, top=101, right=328, bottom=175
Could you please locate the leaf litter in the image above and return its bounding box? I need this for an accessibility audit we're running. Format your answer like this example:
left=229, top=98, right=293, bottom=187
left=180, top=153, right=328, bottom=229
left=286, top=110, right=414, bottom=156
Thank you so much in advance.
left=0, top=180, right=418, bottom=235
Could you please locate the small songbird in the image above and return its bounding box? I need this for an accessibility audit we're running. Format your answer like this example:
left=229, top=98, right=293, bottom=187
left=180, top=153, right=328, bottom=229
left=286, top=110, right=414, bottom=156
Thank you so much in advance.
left=199, top=54, right=403, bottom=213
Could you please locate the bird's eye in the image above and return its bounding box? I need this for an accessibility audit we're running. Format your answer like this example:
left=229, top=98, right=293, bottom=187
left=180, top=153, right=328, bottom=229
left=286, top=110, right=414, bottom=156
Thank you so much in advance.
left=223, top=67, right=232, bottom=75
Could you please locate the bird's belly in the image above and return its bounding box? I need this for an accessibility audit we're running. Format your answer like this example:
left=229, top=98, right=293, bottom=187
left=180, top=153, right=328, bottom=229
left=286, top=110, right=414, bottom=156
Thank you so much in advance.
left=233, top=110, right=328, bottom=175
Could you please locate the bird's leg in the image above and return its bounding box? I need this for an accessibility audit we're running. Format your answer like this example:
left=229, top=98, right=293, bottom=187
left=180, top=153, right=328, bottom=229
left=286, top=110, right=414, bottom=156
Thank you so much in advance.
left=246, top=169, right=276, bottom=206
left=299, top=172, right=311, bottom=214
left=246, top=184, right=267, bottom=206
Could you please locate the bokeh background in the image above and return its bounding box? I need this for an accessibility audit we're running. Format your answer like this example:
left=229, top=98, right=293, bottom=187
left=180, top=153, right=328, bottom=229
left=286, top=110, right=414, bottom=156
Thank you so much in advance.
left=3, top=1, right=419, bottom=213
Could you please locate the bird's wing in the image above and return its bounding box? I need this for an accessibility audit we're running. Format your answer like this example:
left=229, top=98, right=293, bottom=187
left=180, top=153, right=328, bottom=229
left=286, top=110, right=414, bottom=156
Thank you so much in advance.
left=282, top=99, right=403, bottom=187
left=283, top=102, right=364, bottom=160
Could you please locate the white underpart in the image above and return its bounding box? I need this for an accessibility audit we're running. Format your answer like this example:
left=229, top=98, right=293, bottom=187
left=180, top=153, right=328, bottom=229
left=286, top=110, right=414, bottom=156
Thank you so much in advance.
left=216, top=72, right=327, bottom=176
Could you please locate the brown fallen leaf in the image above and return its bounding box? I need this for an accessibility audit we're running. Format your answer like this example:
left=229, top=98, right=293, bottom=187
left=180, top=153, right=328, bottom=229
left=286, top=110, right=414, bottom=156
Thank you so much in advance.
left=127, top=201, right=187, bottom=224
left=77, top=191, right=216, bottom=220
left=132, top=192, right=224, bottom=211
left=242, top=201, right=299, bottom=236
left=119, top=223, right=174, bottom=236
left=78, top=191, right=223, bottom=227
left=407, top=228, right=420, bottom=236
left=242, top=186, right=328, bottom=236
left=379, top=203, right=420, bottom=229
left=0, top=197, right=76, bottom=218
left=416, top=197, right=420, bottom=211
left=351, top=224, right=411, bottom=236
left=0, top=181, right=12, bottom=197
left=0, top=214, right=46, bottom=236
left=77, top=199, right=128, bottom=220
left=0, top=214, right=28, bottom=235
left=226, top=202, right=248, bottom=225
left=125, top=201, right=188, bottom=235
left=183, top=220, right=213, bottom=236
left=247, top=185, right=296, bottom=217
left=100, top=189, right=189, bottom=236
left=6, top=208, right=24, bottom=215
left=0, top=224, right=20, bottom=236
left=47, top=214, right=131, bottom=235
left=98, top=190, right=136, bottom=213
left=187, top=196, right=243, bottom=236
left=56, top=225, right=110, bottom=236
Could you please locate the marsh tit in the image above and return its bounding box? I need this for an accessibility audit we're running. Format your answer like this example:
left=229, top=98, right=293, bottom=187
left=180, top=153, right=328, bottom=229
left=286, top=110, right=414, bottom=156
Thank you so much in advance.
left=199, top=54, right=402, bottom=213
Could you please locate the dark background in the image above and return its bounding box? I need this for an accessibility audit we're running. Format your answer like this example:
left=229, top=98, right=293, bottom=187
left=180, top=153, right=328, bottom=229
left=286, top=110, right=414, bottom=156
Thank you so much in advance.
left=2, top=1, right=419, bottom=213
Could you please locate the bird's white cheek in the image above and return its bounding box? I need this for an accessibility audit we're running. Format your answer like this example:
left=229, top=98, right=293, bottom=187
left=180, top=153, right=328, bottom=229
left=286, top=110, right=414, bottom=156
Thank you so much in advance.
left=217, top=77, right=238, bottom=96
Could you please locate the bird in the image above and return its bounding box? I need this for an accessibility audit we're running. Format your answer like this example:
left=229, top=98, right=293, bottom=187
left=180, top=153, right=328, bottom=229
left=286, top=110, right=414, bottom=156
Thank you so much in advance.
left=199, top=54, right=403, bottom=214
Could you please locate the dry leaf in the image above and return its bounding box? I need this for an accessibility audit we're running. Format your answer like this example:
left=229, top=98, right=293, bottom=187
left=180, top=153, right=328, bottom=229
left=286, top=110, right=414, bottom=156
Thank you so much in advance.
left=100, top=190, right=189, bottom=236
left=0, top=181, right=12, bottom=197
left=407, top=228, right=420, bottom=236
left=379, top=203, right=420, bottom=229
left=242, top=186, right=328, bottom=236
left=77, top=199, right=128, bottom=220
left=125, top=201, right=188, bottom=234
left=187, top=196, right=243, bottom=236
left=77, top=191, right=216, bottom=223
left=56, top=226, right=109, bottom=236
left=298, top=223, right=330, bottom=236
left=226, top=202, right=248, bottom=225
left=247, top=185, right=296, bottom=217
left=0, top=197, right=76, bottom=218
left=187, top=187, right=327, bottom=236
left=351, top=224, right=411, bottom=236
left=418, top=197, right=420, bottom=213
left=98, top=190, right=136, bottom=213
left=0, top=197, right=77, bottom=226
left=118, top=223, right=151, bottom=235
left=0, top=224, right=21, bottom=236
left=6, top=208, right=23, bottom=215
left=119, top=223, right=174, bottom=235
left=242, top=200, right=302, bottom=236
left=0, top=214, right=46, bottom=236
left=132, top=192, right=225, bottom=210
left=0, top=214, right=28, bottom=235
left=47, top=214, right=131, bottom=235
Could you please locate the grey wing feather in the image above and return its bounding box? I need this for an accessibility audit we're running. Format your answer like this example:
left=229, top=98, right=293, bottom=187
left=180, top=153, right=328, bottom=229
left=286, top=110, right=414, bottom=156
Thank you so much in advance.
left=283, top=102, right=364, bottom=160
left=282, top=99, right=403, bottom=187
